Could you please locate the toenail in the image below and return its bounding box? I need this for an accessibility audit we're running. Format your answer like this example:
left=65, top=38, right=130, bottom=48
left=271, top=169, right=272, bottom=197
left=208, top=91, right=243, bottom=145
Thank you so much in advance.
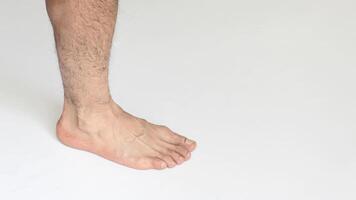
left=185, top=139, right=194, bottom=145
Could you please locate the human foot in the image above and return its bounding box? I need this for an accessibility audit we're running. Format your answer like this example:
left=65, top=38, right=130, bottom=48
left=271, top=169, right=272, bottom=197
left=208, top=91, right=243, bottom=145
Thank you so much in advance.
left=56, top=99, right=197, bottom=170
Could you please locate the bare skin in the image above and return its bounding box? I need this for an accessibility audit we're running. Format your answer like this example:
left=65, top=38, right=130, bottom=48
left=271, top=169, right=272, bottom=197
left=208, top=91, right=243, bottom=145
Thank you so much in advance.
left=46, top=0, right=196, bottom=170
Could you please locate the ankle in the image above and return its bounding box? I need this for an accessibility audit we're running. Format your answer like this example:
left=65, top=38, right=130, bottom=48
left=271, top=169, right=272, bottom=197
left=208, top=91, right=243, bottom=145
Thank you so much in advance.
left=60, top=97, right=115, bottom=131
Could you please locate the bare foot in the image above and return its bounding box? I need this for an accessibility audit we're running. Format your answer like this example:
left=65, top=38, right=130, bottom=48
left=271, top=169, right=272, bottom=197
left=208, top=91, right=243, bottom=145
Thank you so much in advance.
left=56, top=99, right=197, bottom=170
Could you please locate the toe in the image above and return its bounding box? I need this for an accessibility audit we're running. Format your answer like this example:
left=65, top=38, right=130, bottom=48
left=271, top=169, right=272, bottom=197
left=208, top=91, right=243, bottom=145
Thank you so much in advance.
left=170, top=151, right=185, bottom=165
left=136, top=157, right=167, bottom=170
left=184, top=139, right=197, bottom=152
left=158, top=126, right=197, bottom=151
left=161, top=154, right=177, bottom=168
left=151, top=158, right=168, bottom=170
left=173, top=145, right=190, bottom=160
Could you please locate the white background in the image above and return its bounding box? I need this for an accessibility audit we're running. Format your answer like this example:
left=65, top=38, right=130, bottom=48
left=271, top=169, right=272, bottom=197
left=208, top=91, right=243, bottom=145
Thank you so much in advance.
left=0, top=0, right=355, bottom=199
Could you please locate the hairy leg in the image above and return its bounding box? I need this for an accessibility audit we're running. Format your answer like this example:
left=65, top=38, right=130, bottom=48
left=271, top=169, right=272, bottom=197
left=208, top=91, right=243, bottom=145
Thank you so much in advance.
left=46, top=0, right=196, bottom=170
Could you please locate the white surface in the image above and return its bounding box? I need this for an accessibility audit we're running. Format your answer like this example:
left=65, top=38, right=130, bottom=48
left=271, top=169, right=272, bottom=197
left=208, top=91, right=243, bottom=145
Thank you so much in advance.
left=0, top=0, right=356, bottom=199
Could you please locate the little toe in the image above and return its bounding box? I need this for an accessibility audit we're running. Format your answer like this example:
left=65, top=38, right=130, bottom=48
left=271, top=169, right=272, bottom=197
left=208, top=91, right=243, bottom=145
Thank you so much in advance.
left=151, top=158, right=168, bottom=170
left=137, top=157, right=167, bottom=170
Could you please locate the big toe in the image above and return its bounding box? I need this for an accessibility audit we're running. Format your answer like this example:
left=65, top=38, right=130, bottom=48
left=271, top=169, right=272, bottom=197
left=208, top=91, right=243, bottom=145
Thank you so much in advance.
left=183, top=138, right=197, bottom=152
left=158, top=126, right=197, bottom=152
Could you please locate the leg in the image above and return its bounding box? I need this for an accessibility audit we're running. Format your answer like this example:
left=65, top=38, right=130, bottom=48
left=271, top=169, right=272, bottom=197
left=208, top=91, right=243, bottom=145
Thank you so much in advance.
left=46, top=0, right=196, bottom=170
